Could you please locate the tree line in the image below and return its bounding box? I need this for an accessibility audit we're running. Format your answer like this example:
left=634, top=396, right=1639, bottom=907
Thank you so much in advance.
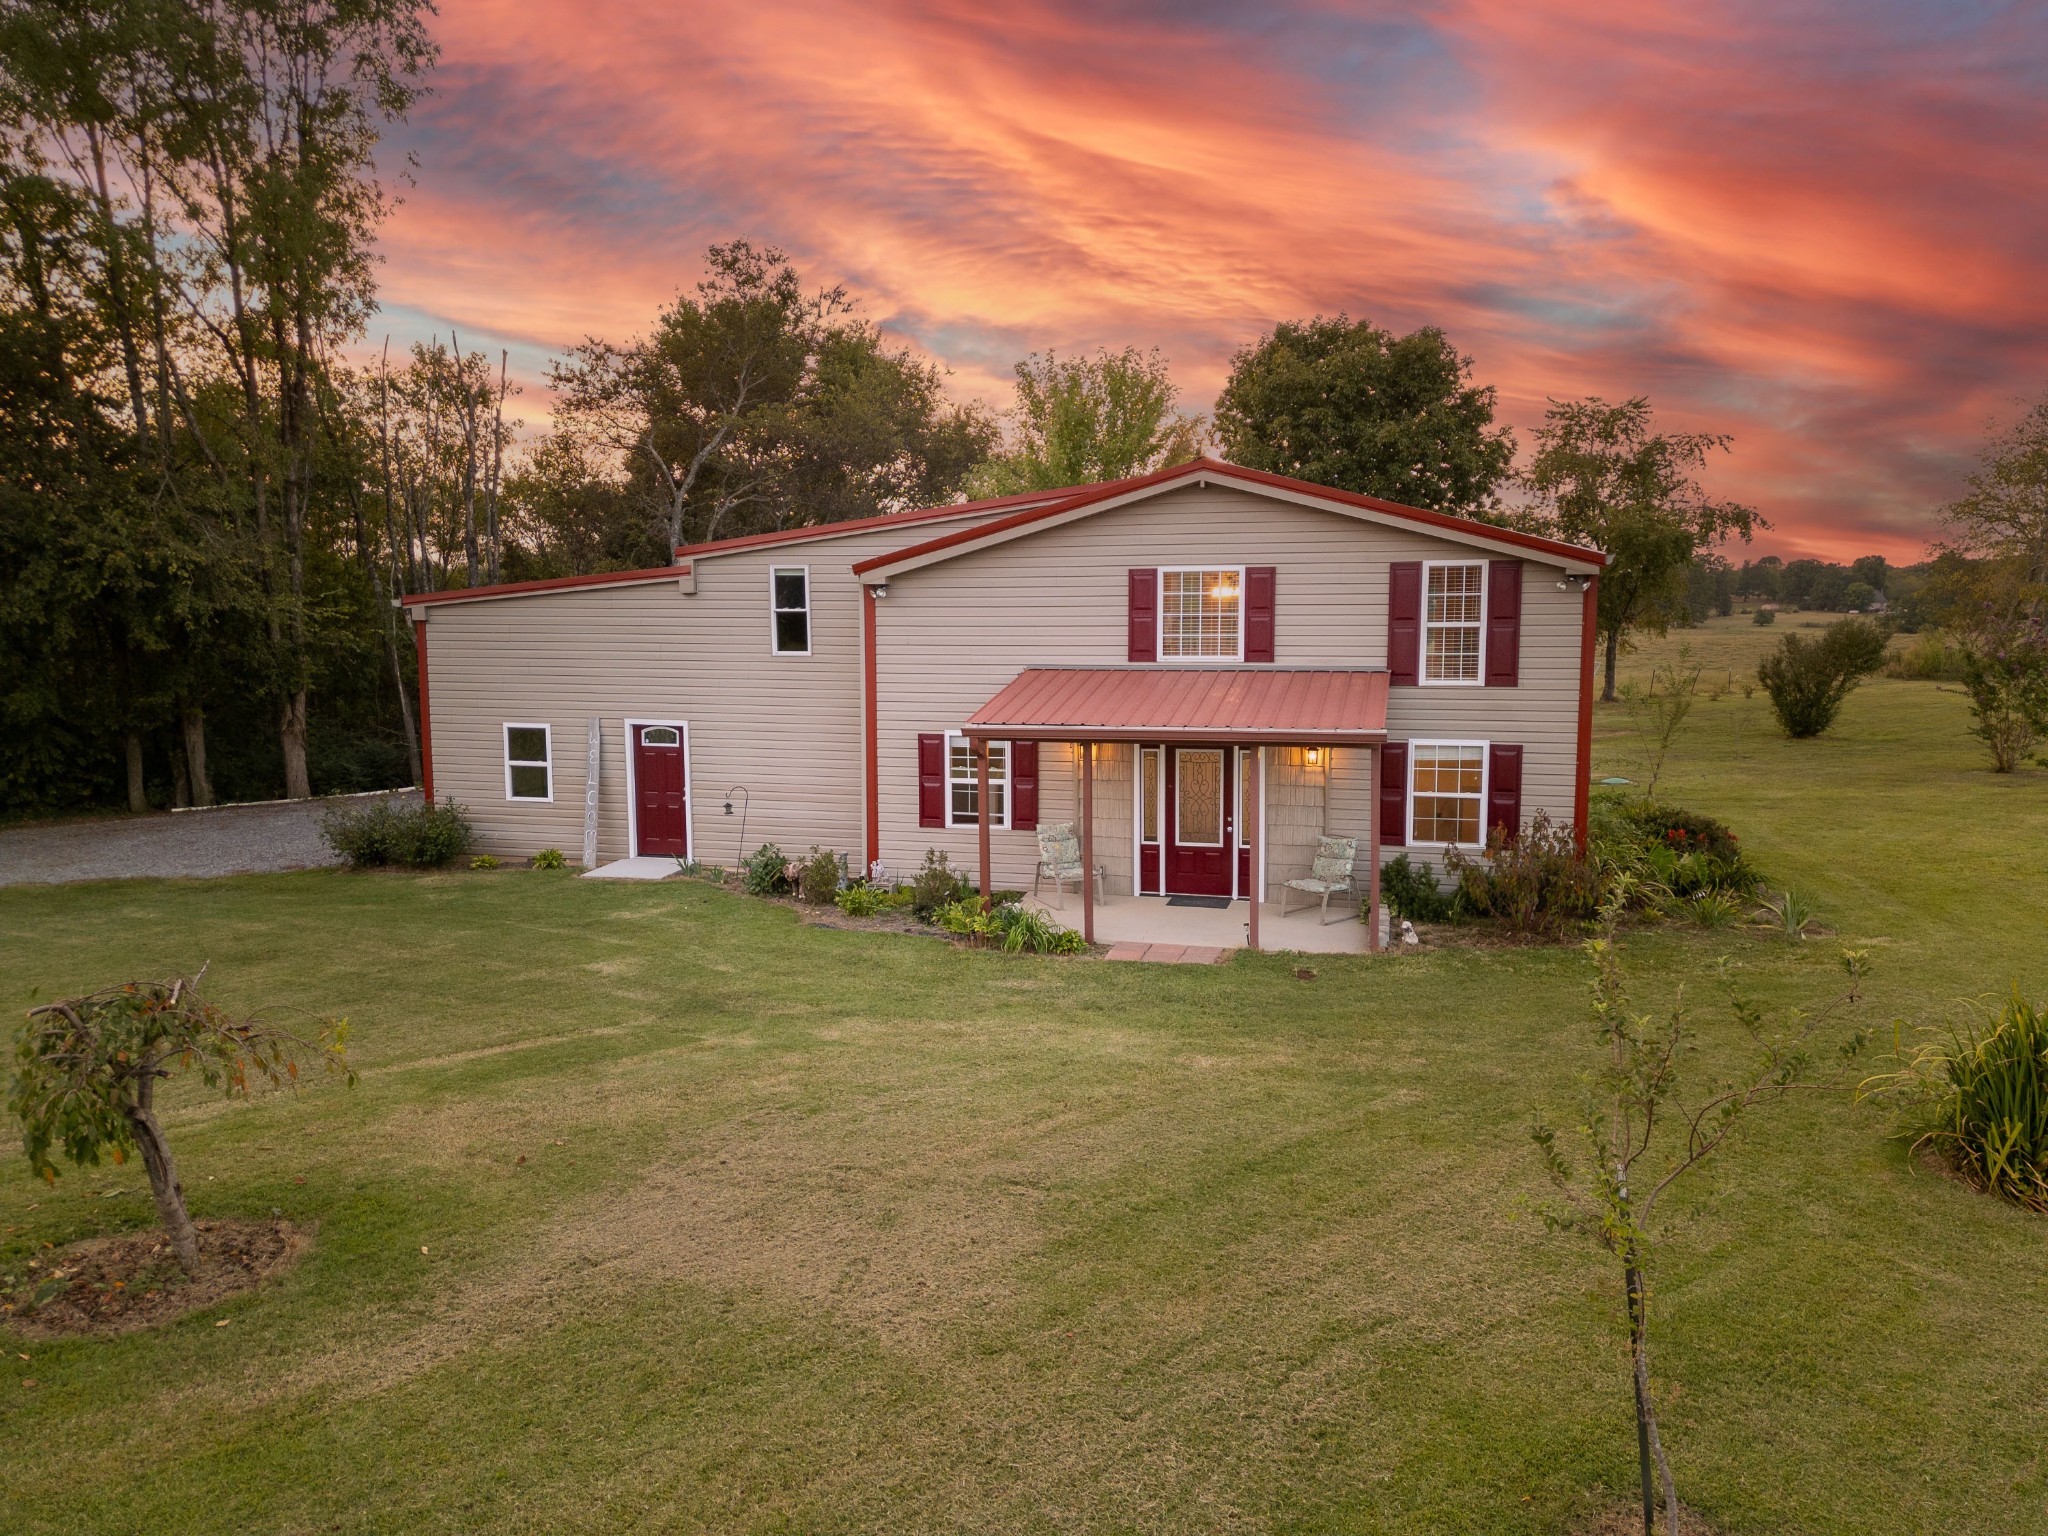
left=6, top=1, right=2042, bottom=818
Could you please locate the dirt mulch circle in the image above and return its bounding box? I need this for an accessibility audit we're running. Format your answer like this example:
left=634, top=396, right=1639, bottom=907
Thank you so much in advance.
left=2, top=1218, right=308, bottom=1339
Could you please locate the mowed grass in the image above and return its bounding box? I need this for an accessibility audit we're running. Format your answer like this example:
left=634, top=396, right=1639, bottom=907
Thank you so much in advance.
left=0, top=621, right=2042, bottom=1535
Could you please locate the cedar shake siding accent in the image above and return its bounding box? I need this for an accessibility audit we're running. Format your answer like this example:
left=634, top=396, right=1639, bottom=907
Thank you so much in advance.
left=417, top=508, right=1009, bottom=865
left=872, top=482, right=1587, bottom=893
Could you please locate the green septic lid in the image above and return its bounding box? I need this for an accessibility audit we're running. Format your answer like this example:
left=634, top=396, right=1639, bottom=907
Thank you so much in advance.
left=1597, top=776, right=1633, bottom=786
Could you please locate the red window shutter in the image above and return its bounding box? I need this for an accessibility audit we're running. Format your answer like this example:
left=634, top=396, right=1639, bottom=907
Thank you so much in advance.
left=1010, top=741, right=1038, bottom=830
left=1244, top=566, right=1276, bottom=662
left=1387, top=562, right=1422, bottom=686
left=1379, top=741, right=1409, bottom=847
left=1128, top=568, right=1158, bottom=662
left=917, top=733, right=946, bottom=828
left=1488, top=743, right=1523, bottom=844
left=1485, top=561, right=1522, bottom=687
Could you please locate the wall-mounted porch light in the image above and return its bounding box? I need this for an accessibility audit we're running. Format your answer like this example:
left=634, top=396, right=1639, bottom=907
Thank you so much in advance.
left=1303, top=746, right=1324, bottom=768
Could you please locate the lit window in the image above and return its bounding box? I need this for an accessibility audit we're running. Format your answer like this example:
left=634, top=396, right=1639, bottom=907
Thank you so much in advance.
left=771, top=567, right=810, bottom=654
left=1409, top=742, right=1485, bottom=845
left=947, top=735, right=1008, bottom=828
left=1140, top=748, right=1160, bottom=843
left=1160, top=569, right=1242, bottom=659
left=1424, top=562, right=1485, bottom=683
left=505, top=724, right=552, bottom=801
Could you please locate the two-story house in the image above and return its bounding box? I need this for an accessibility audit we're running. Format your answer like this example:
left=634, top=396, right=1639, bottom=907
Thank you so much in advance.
left=399, top=457, right=1605, bottom=952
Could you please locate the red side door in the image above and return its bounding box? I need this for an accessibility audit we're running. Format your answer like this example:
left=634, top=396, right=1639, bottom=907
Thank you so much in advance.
left=633, top=725, right=688, bottom=857
left=1163, top=745, right=1235, bottom=896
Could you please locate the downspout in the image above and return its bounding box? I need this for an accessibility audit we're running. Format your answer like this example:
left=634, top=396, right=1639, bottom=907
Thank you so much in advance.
left=414, top=616, right=434, bottom=803
left=863, top=583, right=879, bottom=872
left=1575, top=575, right=1598, bottom=852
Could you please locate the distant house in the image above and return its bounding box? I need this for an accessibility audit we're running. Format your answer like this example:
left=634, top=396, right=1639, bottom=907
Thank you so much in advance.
left=399, top=458, right=1605, bottom=951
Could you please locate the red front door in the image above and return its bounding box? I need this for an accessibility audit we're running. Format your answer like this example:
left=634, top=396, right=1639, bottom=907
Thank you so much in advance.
left=632, top=725, right=688, bottom=857
left=1163, top=745, right=1235, bottom=896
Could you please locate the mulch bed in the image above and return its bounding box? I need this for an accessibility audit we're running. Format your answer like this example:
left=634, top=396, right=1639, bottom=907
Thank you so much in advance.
left=2, top=1218, right=308, bottom=1339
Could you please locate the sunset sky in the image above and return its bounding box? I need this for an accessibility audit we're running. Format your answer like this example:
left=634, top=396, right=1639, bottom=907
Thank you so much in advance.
left=371, top=0, right=2048, bottom=562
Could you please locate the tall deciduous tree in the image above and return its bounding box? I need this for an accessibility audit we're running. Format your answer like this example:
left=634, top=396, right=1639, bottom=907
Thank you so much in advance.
left=965, top=346, right=1202, bottom=497
left=1945, top=387, right=2048, bottom=597
left=1518, top=397, right=1761, bottom=701
left=1212, top=315, right=1515, bottom=513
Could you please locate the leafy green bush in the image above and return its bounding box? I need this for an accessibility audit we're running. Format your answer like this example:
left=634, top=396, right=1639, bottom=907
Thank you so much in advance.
left=797, top=846, right=843, bottom=905
left=741, top=843, right=791, bottom=896
left=932, top=895, right=1085, bottom=953
left=1378, top=853, right=1457, bottom=923
left=470, top=854, right=499, bottom=870
left=1959, top=617, right=2048, bottom=772
left=321, top=798, right=475, bottom=869
left=1878, top=992, right=2048, bottom=1211
left=834, top=883, right=889, bottom=917
left=910, top=848, right=969, bottom=918
left=1883, top=628, right=1968, bottom=682
left=1443, top=811, right=1602, bottom=938
left=531, top=847, right=567, bottom=870
left=1752, top=607, right=1775, bottom=626
left=933, top=896, right=1003, bottom=943
left=1757, top=617, right=1889, bottom=738
left=1588, top=792, right=1760, bottom=910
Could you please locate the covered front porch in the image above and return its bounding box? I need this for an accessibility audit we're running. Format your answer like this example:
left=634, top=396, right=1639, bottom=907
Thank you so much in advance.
left=964, top=666, right=1391, bottom=955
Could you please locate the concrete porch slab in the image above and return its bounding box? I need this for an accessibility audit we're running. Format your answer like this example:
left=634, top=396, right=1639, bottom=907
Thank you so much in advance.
left=1030, top=893, right=1381, bottom=955
left=579, top=856, right=683, bottom=881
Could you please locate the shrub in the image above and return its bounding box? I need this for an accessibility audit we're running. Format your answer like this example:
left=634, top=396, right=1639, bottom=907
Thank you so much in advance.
left=833, top=883, right=889, bottom=918
left=1752, top=607, right=1775, bottom=626
left=1883, top=628, right=1969, bottom=681
left=797, top=846, right=843, bottom=905
left=1756, top=889, right=1819, bottom=937
left=531, top=847, right=567, bottom=870
left=321, top=798, right=475, bottom=869
left=1757, top=616, right=1888, bottom=738
left=1443, top=811, right=1602, bottom=939
left=933, top=896, right=1003, bottom=944
left=1589, top=793, right=1761, bottom=906
left=910, top=848, right=970, bottom=918
left=1378, top=853, right=1456, bottom=923
left=1959, top=618, right=2048, bottom=773
left=470, top=854, right=500, bottom=870
left=1876, top=992, right=2048, bottom=1211
left=931, top=895, right=1084, bottom=953
left=741, top=842, right=790, bottom=896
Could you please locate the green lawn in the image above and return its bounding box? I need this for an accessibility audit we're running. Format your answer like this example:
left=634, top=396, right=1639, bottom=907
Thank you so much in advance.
left=0, top=619, right=2043, bottom=1534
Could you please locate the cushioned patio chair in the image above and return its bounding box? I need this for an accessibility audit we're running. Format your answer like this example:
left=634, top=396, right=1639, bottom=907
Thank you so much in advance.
left=1033, top=822, right=1105, bottom=909
left=1279, top=835, right=1359, bottom=924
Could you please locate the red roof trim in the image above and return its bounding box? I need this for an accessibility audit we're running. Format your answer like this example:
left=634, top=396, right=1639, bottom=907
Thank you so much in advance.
left=853, top=457, right=1607, bottom=575
left=669, top=483, right=1093, bottom=562
left=399, top=565, right=690, bottom=608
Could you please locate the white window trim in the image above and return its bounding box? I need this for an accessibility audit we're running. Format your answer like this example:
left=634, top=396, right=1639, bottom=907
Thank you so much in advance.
left=770, top=565, right=811, bottom=656
left=1406, top=738, right=1489, bottom=849
left=1157, top=565, right=1246, bottom=663
left=1421, top=559, right=1487, bottom=687
left=504, top=722, right=554, bottom=803
left=622, top=718, right=693, bottom=859
left=944, top=730, right=1011, bottom=831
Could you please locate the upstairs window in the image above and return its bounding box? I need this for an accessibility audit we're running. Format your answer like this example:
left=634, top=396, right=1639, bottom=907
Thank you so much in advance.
left=1159, top=568, right=1243, bottom=660
left=504, top=724, right=553, bottom=801
left=1423, top=562, right=1485, bottom=683
left=771, top=567, right=810, bottom=654
left=946, top=734, right=1009, bottom=828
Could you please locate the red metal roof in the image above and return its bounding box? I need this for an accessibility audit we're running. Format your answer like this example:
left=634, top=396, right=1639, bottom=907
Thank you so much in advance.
left=965, top=667, right=1390, bottom=743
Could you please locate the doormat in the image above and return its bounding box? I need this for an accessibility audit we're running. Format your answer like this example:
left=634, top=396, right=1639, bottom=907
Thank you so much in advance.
left=1165, top=895, right=1232, bottom=909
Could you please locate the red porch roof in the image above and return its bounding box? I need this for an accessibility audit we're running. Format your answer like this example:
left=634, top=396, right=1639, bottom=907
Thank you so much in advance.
left=964, top=667, right=1389, bottom=744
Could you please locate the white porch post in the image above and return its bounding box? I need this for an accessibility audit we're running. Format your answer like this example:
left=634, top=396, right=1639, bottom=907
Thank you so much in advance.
left=1246, top=745, right=1262, bottom=953
left=1080, top=741, right=1096, bottom=945
left=976, top=737, right=992, bottom=900
left=1369, top=741, right=1383, bottom=953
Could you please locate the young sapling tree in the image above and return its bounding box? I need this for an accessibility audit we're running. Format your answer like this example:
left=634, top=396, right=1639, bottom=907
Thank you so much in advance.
left=1532, top=898, right=1869, bottom=1534
left=11, top=971, right=352, bottom=1275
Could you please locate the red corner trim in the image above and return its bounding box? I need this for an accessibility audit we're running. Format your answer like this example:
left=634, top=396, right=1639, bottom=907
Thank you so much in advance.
left=414, top=618, right=433, bottom=802
left=863, top=583, right=879, bottom=871
left=852, top=457, right=1608, bottom=577
left=399, top=565, right=691, bottom=608
left=1575, top=576, right=1597, bottom=851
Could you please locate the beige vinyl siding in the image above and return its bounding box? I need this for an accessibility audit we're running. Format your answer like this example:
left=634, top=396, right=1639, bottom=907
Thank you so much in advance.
left=873, top=483, right=1584, bottom=893
left=421, top=510, right=1004, bottom=865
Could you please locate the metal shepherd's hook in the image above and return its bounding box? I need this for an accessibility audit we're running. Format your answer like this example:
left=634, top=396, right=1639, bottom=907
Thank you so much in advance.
left=723, top=786, right=750, bottom=871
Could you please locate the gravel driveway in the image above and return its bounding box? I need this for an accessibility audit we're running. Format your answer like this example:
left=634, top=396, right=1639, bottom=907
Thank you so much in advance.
left=0, top=789, right=421, bottom=886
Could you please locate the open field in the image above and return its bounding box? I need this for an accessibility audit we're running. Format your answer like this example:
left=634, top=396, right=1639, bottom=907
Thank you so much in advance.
left=0, top=618, right=2043, bottom=1534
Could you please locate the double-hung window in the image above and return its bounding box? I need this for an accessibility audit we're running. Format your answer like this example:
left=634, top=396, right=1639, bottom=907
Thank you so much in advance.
left=1409, top=741, right=1485, bottom=846
left=1423, top=561, right=1485, bottom=683
left=771, top=567, right=810, bottom=655
left=1159, top=568, right=1243, bottom=660
left=505, top=723, right=553, bottom=801
left=946, top=734, right=1008, bottom=828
